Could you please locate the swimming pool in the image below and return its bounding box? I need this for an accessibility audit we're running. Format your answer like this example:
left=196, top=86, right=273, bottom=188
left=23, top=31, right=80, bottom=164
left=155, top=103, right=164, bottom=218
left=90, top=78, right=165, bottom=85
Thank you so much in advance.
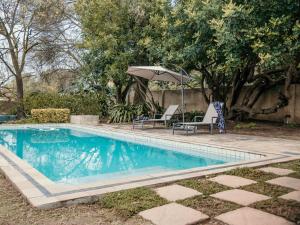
left=0, top=126, right=259, bottom=185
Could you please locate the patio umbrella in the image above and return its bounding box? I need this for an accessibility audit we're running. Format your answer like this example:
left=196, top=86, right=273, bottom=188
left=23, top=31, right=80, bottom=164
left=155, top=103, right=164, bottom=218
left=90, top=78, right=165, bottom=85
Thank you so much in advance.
left=127, top=66, right=191, bottom=122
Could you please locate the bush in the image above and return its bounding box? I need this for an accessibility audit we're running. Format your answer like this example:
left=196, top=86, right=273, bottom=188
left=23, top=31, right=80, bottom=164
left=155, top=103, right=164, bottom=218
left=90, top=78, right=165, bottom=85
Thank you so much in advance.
left=23, top=92, right=109, bottom=116
left=109, top=104, right=137, bottom=123
left=31, top=108, right=70, bottom=123
left=109, top=103, right=151, bottom=123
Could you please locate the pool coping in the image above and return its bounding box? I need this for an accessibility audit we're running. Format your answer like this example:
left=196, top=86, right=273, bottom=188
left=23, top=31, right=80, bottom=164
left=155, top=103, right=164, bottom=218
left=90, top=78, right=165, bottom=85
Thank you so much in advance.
left=0, top=123, right=299, bottom=209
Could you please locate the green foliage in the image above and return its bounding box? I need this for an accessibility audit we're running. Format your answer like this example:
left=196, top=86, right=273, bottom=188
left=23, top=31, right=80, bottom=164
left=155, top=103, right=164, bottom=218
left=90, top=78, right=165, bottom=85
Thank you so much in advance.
left=108, top=103, right=150, bottom=123
left=109, top=104, right=136, bottom=123
left=31, top=108, right=70, bottom=123
left=23, top=92, right=109, bottom=116
left=146, top=0, right=300, bottom=109
left=76, top=0, right=171, bottom=103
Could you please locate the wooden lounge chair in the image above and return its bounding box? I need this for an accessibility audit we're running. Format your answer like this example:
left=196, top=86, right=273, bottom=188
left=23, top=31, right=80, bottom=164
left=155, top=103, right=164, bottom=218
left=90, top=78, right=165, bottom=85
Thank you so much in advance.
left=133, top=105, right=179, bottom=129
left=173, top=103, right=224, bottom=134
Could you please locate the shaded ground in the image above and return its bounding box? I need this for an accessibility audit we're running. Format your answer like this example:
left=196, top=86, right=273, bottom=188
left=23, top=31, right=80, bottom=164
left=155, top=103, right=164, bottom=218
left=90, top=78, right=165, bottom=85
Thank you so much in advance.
left=226, top=121, right=300, bottom=140
left=1, top=160, right=300, bottom=225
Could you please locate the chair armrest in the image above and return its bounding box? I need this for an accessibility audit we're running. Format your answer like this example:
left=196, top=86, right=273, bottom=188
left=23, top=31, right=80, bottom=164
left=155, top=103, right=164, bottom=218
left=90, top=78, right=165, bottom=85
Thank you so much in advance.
left=154, top=114, right=163, bottom=119
left=164, top=114, right=173, bottom=120
left=193, top=116, right=204, bottom=122
left=211, top=116, right=218, bottom=124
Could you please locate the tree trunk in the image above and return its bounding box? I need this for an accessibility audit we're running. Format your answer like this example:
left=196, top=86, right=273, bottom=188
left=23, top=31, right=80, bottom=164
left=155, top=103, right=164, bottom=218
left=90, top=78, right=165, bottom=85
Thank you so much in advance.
left=115, top=86, right=123, bottom=104
left=15, top=75, right=25, bottom=119
left=133, top=78, right=148, bottom=105
left=228, top=62, right=299, bottom=120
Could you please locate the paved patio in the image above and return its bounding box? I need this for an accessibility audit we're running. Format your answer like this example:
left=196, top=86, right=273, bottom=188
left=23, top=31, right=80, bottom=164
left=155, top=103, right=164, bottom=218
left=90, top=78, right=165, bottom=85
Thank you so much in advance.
left=138, top=164, right=300, bottom=225
left=98, top=124, right=300, bottom=156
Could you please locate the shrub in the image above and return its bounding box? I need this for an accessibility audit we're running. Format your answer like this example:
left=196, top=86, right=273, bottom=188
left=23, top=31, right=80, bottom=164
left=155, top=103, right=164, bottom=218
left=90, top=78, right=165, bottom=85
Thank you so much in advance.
left=108, top=103, right=151, bottom=123
left=31, top=108, right=70, bottom=123
left=109, top=104, right=137, bottom=123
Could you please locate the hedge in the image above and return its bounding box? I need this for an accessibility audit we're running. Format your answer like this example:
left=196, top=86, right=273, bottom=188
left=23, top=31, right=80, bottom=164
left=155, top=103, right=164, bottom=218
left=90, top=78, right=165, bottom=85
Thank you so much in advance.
left=31, top=108, right=70, bottom=123
left=22, top=92, right=108, bottom=116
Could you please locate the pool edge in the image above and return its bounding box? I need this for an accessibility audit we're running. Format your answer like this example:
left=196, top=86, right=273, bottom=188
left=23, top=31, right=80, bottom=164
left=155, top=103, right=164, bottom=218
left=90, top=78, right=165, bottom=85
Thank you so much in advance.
left=0, top=123, right=299, bottom=209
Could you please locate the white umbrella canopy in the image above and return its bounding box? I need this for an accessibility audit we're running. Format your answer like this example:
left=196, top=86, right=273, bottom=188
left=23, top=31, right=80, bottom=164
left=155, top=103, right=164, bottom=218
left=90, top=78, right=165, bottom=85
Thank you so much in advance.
left=127, top=65, right=191, bottom=123
left=127, top=66, right=190, bottom=84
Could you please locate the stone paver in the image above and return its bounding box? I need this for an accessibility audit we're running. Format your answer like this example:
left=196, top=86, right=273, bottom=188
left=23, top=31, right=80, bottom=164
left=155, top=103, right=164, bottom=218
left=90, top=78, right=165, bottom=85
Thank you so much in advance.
left=139, top=203, right=209, bottom=225
left=154, top=184, right=201, bottom=201
left=210, top=189, right=270, bottom=206
left=209, top=175, right=257, bottom=188
left=215, top=207, right=295, bottom=225
left=279, top=191, right=300, bottom=202
left=259, top=167, right=294, bottom=176
left=266, top=177, right=300, bottom=190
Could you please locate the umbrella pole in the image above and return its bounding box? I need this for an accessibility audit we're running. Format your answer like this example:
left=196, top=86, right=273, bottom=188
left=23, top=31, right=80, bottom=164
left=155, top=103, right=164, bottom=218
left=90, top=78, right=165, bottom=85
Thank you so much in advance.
left=181, top=71, right=185, bottom=123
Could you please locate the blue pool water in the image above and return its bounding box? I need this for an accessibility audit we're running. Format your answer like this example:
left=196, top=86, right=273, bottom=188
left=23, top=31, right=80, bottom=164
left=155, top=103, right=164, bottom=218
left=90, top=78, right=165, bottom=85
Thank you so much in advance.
left=0, top=127, right=237, bottom=184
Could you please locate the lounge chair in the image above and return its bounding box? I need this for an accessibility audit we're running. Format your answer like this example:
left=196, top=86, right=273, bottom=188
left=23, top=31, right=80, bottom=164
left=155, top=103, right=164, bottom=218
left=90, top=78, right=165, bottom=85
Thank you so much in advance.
left=172, top=102, right=224, bottom=134
left=133, top=105, right=179, bottom=129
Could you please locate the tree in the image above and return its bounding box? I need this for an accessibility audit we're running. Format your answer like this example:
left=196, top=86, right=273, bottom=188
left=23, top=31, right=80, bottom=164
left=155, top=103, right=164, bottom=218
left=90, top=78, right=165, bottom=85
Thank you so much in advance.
left=155, top=0, right=300, bottom=120
left=76, top=0, right=172, bottom=104
left=0, top=66, right=13, bottom=101
left=211, top=0, right=300, bottom=119
left=0, top=0, right=65, bottom=118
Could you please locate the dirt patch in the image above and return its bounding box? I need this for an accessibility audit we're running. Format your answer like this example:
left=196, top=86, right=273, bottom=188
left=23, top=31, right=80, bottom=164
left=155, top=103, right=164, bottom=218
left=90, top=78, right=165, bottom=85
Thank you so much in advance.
left=0, top=172, right=152, bottom=225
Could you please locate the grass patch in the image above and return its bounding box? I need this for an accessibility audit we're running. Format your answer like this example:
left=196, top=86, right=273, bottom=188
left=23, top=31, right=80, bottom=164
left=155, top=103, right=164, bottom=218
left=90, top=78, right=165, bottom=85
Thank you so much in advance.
left=241, top=182, right=293, bottom=198
left=271, top=160, right=300, bottom=173
left=98, top=187, right=168, bottom=218
left=225, top=167, right=278, bottom=182
left=234, top=122, right=257, bottom=129
left=178, top=195, right=240, bottom=217
left=252, top=198, right=300, bottom=223
left=288, top=172, right=300, bottom=179
left=177, top=179, right=230, bottom=195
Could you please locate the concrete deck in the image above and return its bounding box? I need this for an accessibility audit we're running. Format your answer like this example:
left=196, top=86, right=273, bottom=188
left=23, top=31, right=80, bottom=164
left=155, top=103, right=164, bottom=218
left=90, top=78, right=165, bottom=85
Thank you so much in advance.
left=0, top=123, right=300, bottom=209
